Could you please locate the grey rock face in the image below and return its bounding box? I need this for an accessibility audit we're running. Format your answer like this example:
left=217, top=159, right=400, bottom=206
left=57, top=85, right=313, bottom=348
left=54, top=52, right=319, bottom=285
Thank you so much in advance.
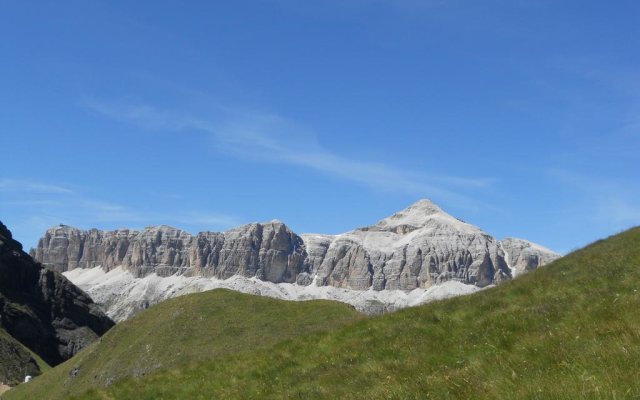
left=33, top=221, right=307, bottom=284
left=300, top=234, right=333, bottom=275
left=501, top=237, right=560, bottom=276
left=310, top=200, right=512, bottom=290
left=32, top=226, right=138, bottom=273
left=32, top=199, right=560, bottom=292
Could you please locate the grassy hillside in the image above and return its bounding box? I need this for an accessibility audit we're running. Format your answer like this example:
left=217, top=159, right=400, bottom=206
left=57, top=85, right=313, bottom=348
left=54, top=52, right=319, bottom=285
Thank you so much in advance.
left=10, top=227, right=640, bottom=399
left=5, top=289, right=361, bottom=400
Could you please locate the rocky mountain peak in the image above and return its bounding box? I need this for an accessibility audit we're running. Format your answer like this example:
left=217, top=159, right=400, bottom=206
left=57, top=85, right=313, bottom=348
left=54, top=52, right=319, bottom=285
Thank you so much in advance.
left=371, top=199, right=479, bottom=235
left=403, top=198, right=443, bottom=214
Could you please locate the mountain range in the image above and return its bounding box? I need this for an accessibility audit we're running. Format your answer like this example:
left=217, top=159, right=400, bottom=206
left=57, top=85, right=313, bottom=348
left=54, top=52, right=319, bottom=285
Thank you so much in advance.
left=31, top=199, right=559, bottom=320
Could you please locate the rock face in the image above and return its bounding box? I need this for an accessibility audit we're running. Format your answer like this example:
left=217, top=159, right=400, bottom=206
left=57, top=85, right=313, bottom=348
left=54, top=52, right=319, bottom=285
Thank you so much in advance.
left=307, top=200, right=514, bottom=290
left=33, top=221, right=307, bottom=284
left=31, top=200, right=560, bottom=319
left=32, top=200, right=560, bottom=291
left=0, top=221, right=114, bottom=374
left=501, top=237, right=560, bottom=277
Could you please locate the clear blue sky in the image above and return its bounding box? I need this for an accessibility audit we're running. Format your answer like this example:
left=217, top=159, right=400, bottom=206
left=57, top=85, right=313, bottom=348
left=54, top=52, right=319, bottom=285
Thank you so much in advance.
left=1, top=1, right=639, bottom=253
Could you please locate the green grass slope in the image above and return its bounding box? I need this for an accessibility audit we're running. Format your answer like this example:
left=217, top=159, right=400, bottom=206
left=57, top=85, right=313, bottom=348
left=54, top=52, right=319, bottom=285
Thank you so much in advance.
left=73, top=227, right=640, bottom=399
left=4, top=289, right=361, bottom=400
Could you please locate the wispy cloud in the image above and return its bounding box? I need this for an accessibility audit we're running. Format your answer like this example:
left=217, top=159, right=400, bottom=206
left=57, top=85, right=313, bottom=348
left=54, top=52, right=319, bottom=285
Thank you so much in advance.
left=0, top=179, right=74, bottom=194
left=73, top=199, right=147, bottom=223
left=0, top=178, right=241, bottom=248
left=84, top=99, right=495, bottom=206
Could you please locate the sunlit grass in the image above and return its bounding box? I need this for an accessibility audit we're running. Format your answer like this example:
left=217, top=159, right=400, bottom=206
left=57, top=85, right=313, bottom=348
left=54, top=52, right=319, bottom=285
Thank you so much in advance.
left=9, top=227, right=640, bottom=399
left=5, top=289, right=362, bottom=400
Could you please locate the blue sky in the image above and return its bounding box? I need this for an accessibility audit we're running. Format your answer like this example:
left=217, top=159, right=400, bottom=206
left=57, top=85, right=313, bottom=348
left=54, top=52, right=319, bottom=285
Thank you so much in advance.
left=1, top=0, right=639, bottom=253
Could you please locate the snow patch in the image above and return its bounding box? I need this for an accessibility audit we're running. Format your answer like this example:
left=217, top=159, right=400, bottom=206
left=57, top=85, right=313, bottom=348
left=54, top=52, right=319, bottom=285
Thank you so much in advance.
left=65, top=267, right=482, bottom=322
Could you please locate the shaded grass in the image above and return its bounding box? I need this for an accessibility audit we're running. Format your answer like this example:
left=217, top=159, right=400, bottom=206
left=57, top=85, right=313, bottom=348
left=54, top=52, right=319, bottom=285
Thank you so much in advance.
left=0, top=327, right=50, bottom=385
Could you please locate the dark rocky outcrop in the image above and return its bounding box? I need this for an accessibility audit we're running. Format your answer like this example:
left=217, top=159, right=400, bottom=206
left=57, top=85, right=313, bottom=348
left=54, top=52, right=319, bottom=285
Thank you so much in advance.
left=0, top=328, right=40, bottom=386
left=0, top=221, right=114, bottom=378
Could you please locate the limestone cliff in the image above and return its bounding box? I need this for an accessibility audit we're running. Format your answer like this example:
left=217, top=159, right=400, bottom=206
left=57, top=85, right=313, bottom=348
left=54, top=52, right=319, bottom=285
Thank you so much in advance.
left=501, top=237, right=560, bottom=277
left=32, top=200, right=559, bottom=291
left=306, top=200, right=514, bottom=290
left=33, top=221, right=307, bottom=284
